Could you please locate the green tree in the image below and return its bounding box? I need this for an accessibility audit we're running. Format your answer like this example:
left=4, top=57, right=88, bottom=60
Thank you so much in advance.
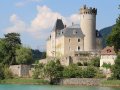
left=107, top=7, right=120, bottom=52
left=63, top=64, right=82, bottom=78
left=0, top=39, right=6, bottom=63
left=16, top=46, right=33, bottom=64
left=0, top=64, right=5, bottom=79
left=91, top=57, right=100, bottom=67
left=83, top=66, right=97, bottom=78
left=32, top=63, right=44, bottom=79
left=111, top=55, right=120, bottom=79
left=44, top=60, right=63, bottom=83
left=4, top=33, right=21, bottom=65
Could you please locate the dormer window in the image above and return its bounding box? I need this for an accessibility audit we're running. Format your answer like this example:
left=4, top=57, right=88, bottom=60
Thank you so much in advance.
left=73, top=30, right=77, bottom=34
left=107, top=49, right=111, bottom=53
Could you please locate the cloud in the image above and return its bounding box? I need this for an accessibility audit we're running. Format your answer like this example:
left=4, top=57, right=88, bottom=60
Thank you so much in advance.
left=5, top=14, right=26, bottom=33
left=5, top=5, right=80, bottom=39
left=15, top=0, right=42, bottom=7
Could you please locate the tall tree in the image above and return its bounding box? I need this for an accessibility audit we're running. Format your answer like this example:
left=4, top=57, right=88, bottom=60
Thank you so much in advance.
left=4, top=33, right=21, bottom=65
left=107, top=6, right=120, bottom=52
left=111, top=54, right=120, bottom=79
left=16, top=46, right=33, bottom=64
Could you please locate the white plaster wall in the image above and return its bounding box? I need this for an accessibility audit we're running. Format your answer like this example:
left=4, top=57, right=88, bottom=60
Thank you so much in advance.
left=100, top=55, right=117, bottom=67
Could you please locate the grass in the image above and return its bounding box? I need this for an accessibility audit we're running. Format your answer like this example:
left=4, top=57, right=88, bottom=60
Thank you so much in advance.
left=0, top=78, right=49, bottom=85
left=101, top=80, right=120, bottom=87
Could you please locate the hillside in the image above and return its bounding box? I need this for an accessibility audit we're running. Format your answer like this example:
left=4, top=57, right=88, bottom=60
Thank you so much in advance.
left=99, top=25, right=114, bottom=47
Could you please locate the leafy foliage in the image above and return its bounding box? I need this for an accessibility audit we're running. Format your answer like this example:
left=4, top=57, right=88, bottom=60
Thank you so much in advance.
left=111, top=55, right=120, bottom=79
left=63, top=64, right=81, bottom=78
left=32, top=63, right=44, bottom=79
left=0, top=33, right=22, bottom=65
left=107, top=15, right=120, bottom=52
left=44, top=60, right=63, bottom=82
left=63, top=64, right=97, bottom=78
left=102, top=63, right=112, bottom=69
left=91, top=57, right=100, bottom=67
left=16, top=46, right=33, bottom=64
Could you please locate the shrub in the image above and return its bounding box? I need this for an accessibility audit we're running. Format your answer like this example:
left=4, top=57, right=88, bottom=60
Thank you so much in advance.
left=91, top=57, right=100, bottom=67
left=111, top=56, right=120, bottom=79
left=77, top=62, right=83, bottom=66
left=63, top=64, right=78, bottom=78
left=82, top=66, right=97, bottom=78
left=102, top=63, right=112, bottom=69
left=83, top=62, right=88, bottom=66
left=95, top=70, right=106, bottom=78
left=3, top=67, right=13, bottom=79
left=32, top=63, right=44, bottom=79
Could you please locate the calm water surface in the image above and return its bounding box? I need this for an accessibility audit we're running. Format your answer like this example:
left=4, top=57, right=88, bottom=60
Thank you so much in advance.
left=0, top=84, right=119, bottom=90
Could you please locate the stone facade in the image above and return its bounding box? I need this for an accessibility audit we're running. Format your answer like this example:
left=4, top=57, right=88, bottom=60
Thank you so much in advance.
left=59, top=78, right=103, bottom=86
left=44, top=5, right=103, bottom=66
left=9, top=65, right=31, bottom=77
left=80, top=5, right=97, bottom=51
left=46, top=5, right=102, bottom=60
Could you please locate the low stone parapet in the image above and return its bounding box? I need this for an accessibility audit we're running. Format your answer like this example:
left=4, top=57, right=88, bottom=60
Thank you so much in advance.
left=59, top=78, right=104, bottom=86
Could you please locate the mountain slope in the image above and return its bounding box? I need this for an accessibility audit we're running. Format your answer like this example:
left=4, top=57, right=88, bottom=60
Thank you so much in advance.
left=99, top=25, right=114, bottom=47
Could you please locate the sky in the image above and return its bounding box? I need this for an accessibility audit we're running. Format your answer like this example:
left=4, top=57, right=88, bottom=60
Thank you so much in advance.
left=0, top=0, right=120, bottom=51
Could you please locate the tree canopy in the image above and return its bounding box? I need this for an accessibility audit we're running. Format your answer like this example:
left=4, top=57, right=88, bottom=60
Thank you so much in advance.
left=0, top=32, right=33, bottom=65
left=107, top=6, right=120, bottom=52
left=16, top=46, right=33, bottom=64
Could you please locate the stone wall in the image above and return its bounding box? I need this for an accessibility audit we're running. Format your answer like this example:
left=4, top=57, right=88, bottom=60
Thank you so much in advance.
left=9, top=65, right=31, bottom=77
left=59, top=78, right=103, bottom=86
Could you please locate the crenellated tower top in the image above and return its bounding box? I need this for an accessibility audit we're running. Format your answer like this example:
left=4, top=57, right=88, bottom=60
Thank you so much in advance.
left=80, top=5, right=97, bottom=15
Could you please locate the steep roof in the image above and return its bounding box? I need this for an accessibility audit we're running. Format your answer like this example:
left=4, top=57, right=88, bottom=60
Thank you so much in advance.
left=101, top=46, right=116, bottom=55
left=53, top=19, right=64, bottom=31
left=56, top=24, right=84, bottom=38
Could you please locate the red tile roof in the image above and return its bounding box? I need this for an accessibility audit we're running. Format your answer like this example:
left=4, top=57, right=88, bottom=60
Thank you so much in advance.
left=101, top=46, right=116, bottom=55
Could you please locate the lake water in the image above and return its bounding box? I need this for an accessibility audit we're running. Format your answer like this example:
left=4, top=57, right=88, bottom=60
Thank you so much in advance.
left=0, top=84, right=119, bottom=90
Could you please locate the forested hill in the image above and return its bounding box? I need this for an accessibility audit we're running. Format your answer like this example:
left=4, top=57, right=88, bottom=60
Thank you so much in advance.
left=99, top=25, right=114, bottom=47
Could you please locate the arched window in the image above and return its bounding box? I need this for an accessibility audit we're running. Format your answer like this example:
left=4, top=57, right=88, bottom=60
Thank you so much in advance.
left=78, top=46, right=80, bottom=51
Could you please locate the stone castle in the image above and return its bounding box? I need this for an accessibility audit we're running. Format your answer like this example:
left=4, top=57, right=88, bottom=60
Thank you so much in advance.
left=46, top=5, right=102, bottom=65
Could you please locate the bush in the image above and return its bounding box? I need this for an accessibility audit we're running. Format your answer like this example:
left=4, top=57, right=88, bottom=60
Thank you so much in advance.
left=95, top=70, right=106, bottom=78
left=63, top=64, right=79, bottom=78
left=111, top=56, right=120, bottom=79
left=3, top=67, right=13, bottom=79
left=32, top=69, right=40, bottom=79
left=83, top=62, right=88, bottom=66
left=102, top=63, right=112, bottom=69
left=32, top=63, right=44, bottom=79
left=82, top=66, right=97, bottom=78
left=77, top=62, right=83, bottom=66
left=91, top=57, right=100, bottom=67
left=0, top=68, right=4, bottom=80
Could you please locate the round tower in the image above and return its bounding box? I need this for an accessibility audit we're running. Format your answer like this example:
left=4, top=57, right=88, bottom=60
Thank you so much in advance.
left=80, top=5, right=97, bottom=51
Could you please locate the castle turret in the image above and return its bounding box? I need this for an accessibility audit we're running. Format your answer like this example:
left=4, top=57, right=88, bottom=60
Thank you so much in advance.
left=80, top=5, right=97, bottom=51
